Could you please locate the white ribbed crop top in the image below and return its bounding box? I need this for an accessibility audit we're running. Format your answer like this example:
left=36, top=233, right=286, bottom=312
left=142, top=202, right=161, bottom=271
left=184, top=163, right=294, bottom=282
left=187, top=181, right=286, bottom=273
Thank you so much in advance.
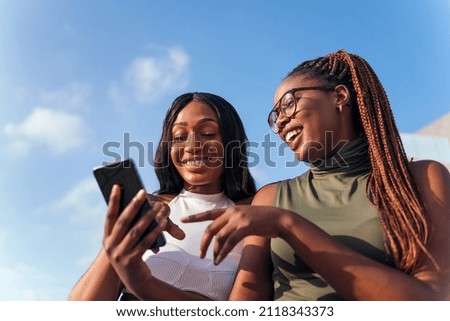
left=143, top=189, right=242, bottom=300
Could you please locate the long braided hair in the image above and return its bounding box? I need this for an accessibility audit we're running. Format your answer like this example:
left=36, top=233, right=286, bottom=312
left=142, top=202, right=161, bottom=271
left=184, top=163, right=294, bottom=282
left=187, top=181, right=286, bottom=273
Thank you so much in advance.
left=286, top=49, right=431, bottom=273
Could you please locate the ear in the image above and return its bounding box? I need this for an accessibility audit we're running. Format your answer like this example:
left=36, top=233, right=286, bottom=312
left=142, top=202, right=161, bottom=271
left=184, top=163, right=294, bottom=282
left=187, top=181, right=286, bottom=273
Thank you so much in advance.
left=333, top=84, right=350, bottom=107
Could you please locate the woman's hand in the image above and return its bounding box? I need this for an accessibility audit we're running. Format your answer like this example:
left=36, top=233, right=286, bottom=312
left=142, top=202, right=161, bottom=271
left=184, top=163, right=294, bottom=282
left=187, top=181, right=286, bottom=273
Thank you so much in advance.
left=102, top=185, right=172, bottom=298
left=181, top=205, right=290, bottom=264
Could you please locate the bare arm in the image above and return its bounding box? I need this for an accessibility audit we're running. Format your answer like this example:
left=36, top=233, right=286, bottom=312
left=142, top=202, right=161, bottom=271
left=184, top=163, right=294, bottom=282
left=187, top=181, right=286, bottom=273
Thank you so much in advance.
left=68, top=191, right=188, bottom=301
left=68, top=249, right=123, bottom=300
left=97, top=186, right=213, bottom=300
left=183, top=161, right=450, bottom=300
left=228, top=236, right=273, bottom=300
left=229, top=185, right=275, bottom=300
left=291, top=159, right=450, bottom=300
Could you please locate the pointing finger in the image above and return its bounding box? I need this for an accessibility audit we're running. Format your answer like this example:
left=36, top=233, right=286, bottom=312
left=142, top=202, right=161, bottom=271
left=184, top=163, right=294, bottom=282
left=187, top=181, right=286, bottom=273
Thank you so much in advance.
left=180, top=208, right=225, bottom=223
left=166, top=219, right=186, bottom=240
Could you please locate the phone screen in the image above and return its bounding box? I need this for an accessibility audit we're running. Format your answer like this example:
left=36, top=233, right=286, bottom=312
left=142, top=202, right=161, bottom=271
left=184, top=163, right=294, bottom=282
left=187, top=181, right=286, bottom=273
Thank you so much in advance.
left=93, top=158, right=166, bottom=249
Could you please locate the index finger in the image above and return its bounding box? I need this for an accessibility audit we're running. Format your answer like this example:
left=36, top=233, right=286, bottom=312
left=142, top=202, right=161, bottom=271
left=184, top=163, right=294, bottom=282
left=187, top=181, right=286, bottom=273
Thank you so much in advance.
left=180, top=208, right=226, bottom=223
left=166, top=219, right=186, bottom=240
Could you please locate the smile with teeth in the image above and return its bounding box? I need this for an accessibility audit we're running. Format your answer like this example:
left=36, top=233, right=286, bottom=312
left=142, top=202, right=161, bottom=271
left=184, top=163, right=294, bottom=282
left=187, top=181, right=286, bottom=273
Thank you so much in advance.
left=285, top=128, right=302, bottom=142
left=182, top=158, right=211, bottom=166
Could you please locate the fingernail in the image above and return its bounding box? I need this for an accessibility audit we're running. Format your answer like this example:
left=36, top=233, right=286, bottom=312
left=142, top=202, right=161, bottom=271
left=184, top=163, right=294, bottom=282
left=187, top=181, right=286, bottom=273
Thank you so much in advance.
left=214, top=254, right=223, bottom=265
left=180, top=215, right=191, bottom=222
left=137, top=189, right=146, bottom=199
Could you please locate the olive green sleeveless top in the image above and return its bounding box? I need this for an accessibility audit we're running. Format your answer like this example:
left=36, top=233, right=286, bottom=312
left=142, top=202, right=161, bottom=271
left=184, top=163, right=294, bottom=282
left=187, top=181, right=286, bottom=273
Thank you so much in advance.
left=271, top=137, right=392, bottom=300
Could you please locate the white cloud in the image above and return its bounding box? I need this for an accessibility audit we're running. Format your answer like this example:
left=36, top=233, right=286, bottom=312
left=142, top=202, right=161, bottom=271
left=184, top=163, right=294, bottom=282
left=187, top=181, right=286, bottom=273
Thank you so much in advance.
left=50, top=177, right=106, bottom=268
left=109, top=46, right=190, bottom=108
left=52, top=177, right=105, bottom=226
left=38, top=83, right=91, bottom=111
left=4, top=107, right=89, bottom=156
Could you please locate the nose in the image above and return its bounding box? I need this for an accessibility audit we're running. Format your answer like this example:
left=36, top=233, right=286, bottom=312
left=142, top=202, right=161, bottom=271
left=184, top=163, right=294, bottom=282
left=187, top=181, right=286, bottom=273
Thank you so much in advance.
left=276, top=112, right=290, bottom=132
left=184, top=133, right=202, bottom=153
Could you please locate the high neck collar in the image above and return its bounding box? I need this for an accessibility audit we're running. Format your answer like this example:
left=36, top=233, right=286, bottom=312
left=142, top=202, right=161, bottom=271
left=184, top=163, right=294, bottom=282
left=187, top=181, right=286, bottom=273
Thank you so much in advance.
left=310, top=135, right=371, bottom=177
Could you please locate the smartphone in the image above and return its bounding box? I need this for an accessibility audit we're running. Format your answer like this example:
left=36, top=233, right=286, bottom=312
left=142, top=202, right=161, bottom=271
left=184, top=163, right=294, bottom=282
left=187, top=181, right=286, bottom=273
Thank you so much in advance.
left=93, top=158, right=166, bottom=249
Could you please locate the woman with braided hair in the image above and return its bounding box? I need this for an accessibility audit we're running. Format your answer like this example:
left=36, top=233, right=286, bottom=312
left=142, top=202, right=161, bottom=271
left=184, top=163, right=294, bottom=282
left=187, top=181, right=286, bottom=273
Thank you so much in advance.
left=182, top=50, right=450, bottom=300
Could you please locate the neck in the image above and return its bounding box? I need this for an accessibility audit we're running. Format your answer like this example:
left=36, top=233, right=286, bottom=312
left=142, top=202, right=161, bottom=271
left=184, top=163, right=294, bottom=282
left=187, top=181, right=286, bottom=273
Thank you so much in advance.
left=183, top=182, right=223, bottom=195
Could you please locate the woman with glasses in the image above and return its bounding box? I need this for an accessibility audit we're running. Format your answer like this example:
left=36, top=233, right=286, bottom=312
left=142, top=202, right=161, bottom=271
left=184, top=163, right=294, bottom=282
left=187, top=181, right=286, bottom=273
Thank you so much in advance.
left=183, top=50, right=450, bottom=300
left=68, top=92, right=256, bottom=300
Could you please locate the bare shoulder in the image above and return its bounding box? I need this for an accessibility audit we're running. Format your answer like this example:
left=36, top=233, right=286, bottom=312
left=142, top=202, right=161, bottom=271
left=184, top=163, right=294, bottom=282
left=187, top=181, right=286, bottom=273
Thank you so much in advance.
left=409, top=160, right=450, bottom=193
left=409, top=161, right=450, bottom=287
left=252, top=182, right=278, bottom=205
left=409, top=160, right=450, bottom=220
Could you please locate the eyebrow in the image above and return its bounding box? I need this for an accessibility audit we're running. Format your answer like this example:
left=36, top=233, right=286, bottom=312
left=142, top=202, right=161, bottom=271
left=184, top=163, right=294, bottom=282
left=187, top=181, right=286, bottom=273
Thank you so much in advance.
left=173, top=117, right=218, bottom=127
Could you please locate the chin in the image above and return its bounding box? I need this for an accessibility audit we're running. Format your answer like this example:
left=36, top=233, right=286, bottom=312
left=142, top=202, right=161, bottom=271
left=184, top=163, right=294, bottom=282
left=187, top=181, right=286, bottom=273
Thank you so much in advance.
left=181, top=172, right=223, bottom=187
left=293, top=147, right=325, bottom=164
left=294, top=152, right=314, bottom=163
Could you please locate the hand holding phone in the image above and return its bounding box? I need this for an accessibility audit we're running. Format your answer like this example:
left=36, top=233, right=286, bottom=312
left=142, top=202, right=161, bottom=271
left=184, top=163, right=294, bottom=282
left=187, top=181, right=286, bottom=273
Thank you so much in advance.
left=93, top=159, right=166, bottom=249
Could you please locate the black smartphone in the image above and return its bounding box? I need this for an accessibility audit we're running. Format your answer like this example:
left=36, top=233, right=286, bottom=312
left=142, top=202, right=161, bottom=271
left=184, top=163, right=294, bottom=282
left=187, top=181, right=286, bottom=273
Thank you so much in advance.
left=93, top=158, right=166, bottom=249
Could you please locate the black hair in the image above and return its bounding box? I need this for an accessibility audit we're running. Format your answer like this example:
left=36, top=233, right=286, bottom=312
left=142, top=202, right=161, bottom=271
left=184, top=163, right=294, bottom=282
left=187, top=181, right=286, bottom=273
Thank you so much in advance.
left=154, top=92, right=256, bottom=202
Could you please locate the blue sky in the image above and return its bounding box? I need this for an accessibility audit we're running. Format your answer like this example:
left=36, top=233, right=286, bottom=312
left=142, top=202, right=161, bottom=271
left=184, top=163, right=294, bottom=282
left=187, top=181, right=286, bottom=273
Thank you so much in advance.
left=0, top=1, right=449, bottom=300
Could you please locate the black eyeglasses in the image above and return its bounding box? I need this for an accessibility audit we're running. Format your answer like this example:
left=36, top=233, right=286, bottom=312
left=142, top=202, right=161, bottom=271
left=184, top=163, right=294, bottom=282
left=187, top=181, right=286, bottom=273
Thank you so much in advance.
left=267, top=86, right=335, bottom=133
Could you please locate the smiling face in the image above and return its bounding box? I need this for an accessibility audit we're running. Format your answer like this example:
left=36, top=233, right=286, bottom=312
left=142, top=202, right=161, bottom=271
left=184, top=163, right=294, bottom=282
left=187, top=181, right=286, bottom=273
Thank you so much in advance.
left=170, top=100, right=224, bottom=194
left=273, top=75, right=357, bottom=163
